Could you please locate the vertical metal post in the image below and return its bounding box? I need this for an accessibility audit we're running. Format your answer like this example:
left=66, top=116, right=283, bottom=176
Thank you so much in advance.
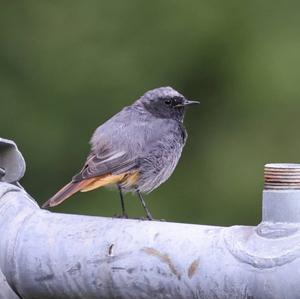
left=263, top=163, right=300, bottom=223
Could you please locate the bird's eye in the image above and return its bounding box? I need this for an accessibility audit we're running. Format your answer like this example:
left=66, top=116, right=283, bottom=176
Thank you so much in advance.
left=165, top=99, right=172, bottom=105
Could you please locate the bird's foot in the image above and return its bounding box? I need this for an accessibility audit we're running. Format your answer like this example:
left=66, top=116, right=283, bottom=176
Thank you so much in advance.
left=135, top=216, right=166, bottom=222
left=113, top=213, right=129, bottom=219
left=135, top=216, right=151, bottom=221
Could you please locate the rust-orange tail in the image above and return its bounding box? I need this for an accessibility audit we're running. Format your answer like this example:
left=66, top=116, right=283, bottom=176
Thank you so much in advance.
left=42, top=179, right=94, bottom=208
left=41, top=172, right=136, bottom=208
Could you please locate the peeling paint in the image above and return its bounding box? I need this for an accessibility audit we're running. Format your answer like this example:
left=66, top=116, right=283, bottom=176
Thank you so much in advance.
left=188, top=258, right=199, bottom=279
left=142, top=247, right=181, bottom=280
left=34, top=274, right=54, bottom=282
left=67, top=262, right=82, bottom=275
left=87, top=251, right=131, bottom=265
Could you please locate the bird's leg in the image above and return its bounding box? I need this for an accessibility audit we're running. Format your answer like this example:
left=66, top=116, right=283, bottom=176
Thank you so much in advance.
left=118, top=185, right=128, bottom=218
left=136, top=189, right=153, bottom=220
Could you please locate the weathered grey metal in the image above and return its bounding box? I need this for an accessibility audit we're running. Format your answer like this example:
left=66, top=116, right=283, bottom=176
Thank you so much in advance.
left=263, top=189, right=300, bottom=223
left=263, top=164, right=300, bottom=223
left=0, top=138, right=25, bottom=184
left=0, top=269, right=20, bottom=299
left=1, top=140, right=300, bottom=299
left=1, top=183, right=300, bottom=299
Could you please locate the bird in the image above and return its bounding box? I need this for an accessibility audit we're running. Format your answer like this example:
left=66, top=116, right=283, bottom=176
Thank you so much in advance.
left=42, top=87, right=199, bottom=219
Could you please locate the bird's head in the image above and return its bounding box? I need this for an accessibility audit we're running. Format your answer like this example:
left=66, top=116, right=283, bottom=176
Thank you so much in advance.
left=138, top=87, right=199, bottom=121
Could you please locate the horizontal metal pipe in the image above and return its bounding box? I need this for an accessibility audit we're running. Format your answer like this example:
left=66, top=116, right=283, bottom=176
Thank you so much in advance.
left=1, top=139, right=300, bottom=299
left=1, top=182, right=300, bottom=299
left=0, top=270, right=20, bottom=299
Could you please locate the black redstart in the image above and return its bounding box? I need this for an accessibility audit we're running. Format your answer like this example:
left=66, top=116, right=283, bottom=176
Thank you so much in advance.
left=42, top=87, right=199, bottom=219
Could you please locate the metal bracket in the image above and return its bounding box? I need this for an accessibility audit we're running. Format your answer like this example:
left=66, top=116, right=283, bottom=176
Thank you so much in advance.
left=0, top=138, right=26, bottom=184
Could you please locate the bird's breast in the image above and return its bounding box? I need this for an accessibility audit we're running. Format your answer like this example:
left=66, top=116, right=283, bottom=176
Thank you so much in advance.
left=137, top=131, right=185, bottom=193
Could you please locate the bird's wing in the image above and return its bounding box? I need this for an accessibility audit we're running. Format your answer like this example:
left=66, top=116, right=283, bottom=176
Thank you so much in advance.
left=42, top=151, right=140, bottom=208
left=43, top=106, right=151, bottom=208
left=72, top=150, right=140, bottom=182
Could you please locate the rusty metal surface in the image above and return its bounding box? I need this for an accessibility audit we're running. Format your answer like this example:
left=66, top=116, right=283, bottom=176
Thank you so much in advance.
left=264, top=163, right=300, bottom=189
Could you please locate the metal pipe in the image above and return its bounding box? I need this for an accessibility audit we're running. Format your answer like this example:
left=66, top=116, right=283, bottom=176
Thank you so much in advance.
left=0, top=269, right=20, bottom=299
left=263, top=163, right=300, bottom=223
left=1, top=138, right=300, bottom=299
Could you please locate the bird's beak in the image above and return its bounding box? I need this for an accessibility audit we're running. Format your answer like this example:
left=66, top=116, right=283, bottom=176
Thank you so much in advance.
left=175, top=99, right=200, bottom=107
left=183, top=99, right=200, bottom=106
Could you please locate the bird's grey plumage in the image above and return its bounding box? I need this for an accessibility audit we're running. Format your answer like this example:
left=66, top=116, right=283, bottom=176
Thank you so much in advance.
left=73, top=87, right=188, bottom=193
left=43, top=86, right=199, bottom=216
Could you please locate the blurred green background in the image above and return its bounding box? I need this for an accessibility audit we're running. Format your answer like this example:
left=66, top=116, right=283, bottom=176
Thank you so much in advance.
left=1, top=1, right=300, bottom=226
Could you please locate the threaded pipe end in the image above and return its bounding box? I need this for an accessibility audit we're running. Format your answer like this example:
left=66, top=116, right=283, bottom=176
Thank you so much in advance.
left=264, top=163, right=300, bottom=190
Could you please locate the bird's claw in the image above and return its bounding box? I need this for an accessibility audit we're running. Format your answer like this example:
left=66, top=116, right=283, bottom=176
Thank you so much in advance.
left=113, top=213, right=129, bottom=219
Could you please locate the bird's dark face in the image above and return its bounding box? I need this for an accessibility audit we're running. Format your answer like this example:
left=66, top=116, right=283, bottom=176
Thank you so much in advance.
left=138, top=87, right=199, bottom=121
